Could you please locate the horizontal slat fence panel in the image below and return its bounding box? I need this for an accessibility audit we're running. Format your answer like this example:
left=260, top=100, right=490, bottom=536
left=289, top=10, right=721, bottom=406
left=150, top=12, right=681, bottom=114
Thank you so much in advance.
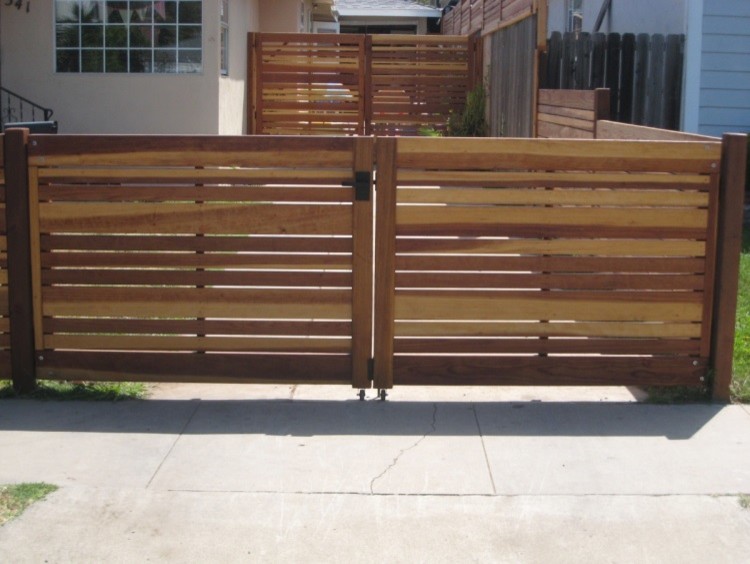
left=250, top=33, right=474, bottom=137
left=374, top=136, right=722, bottom=389
left=537, top=89, right=610, bottom=139
left=252, top=33, right=366, bottom=136
left=369, top=35, right=471, bottom=136
left=28, top=135, right=372, bottom=386
left=441, top=0, right=534, bottom=36
left=0, top=135, right=9, bottom=376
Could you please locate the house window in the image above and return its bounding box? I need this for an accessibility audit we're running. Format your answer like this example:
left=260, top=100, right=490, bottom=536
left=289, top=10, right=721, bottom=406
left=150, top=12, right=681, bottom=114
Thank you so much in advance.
left=220, top=0, right=228, bottom=75
left=55, top=0, right=203, bottom=74
left=566, top=0, right=583, bottom=33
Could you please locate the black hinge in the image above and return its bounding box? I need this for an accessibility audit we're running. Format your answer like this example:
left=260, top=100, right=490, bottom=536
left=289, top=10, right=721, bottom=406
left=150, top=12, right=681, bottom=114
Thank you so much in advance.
left=368, top=358, right=374, bottom=381
left=345, top=171, right=372, bottom=202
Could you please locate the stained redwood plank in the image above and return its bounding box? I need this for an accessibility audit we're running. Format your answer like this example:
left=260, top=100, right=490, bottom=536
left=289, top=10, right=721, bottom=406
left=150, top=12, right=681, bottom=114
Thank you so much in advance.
left=39, top=203, right=353, bottom=235
left=41, top=234, right=352, bottom=253
left=37, top=352, right=352, bottom=384
left=396, top=138, right=721, bottom=174
left=393, top=337, right=700, bottom=355
left=395, top=272, right=704, bottom=291
left=394, top=320, right=702, bottom=339
left=42, top=287, right=352, bottom=319
left=395, top=256, right=706, bottom=274
left=394, top=292, right=703, bottom=322
left=392, top=356, right=706, bottom=386
left=395, top=237, right=706, bottom=257
left=43, top=269, right=353, bottom=288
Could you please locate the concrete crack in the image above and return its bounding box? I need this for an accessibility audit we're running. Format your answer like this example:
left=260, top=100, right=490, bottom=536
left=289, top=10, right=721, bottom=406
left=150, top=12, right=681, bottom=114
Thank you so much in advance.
left=146, top=399, right=201, bottom=489
left=369, top=403, right=437, bottom=495
left=472, top=404, right=497, bottom=495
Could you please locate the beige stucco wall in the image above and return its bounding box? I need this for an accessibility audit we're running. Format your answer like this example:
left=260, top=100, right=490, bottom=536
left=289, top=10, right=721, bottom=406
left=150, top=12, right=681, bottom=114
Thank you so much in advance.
left=219, top=0, right=260, bottom=134
left=1, top=1, right=223, bottom=134
left=259, top=0, right=313, bottom=33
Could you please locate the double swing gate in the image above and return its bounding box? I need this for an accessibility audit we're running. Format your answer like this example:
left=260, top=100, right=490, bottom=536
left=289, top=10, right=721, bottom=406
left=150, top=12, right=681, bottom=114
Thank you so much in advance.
left=1, top=130, right=746, bottom=399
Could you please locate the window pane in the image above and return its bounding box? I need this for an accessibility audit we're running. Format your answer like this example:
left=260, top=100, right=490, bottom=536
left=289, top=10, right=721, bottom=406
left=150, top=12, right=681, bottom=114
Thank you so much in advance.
left=105, top=50, right=128, bottom=72
left=155, top=1, right=177, bottom=23
left=154, top=49, right=177, bottom=72
left=130, top=1, right=153, bottom=24
left=82, top=50, right=104, bottom=72
left=155, top=25, right=177, bottom=47
left=56, top=24, right=80, bottom=48
left=56, top=49, right=80, bottom=72
left=178, top=49, right=201, bottom=73
left=220, top=26, right=228, bottom=75
left=56, top=1, right=80, bottom=23
left=106, top=1, right=129, bottom=23
left=130, top=25, right=153, bottom=47
left=81, top=1, right=104, bottom=23
left=130, top=50, right=152, bottom=72
left=178, top=26, right=201, bottom=48
left=82, top=25, right=104, bottom=48
left=179, top=2, right=202, bottom=24
left=105, top=25, right=127, bottom=47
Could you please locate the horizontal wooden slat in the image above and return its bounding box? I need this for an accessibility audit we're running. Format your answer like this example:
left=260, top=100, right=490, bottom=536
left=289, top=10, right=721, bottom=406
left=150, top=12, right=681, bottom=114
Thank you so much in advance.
left=38, top=186, right=354, bottom=203
left=37, top=352, right=351, bottom=384
left=395, top=238, right=706, bottom=257
left=596, top=121, right=720, bottom=141
left=397, top=187, right=710, bottom=206
left=396, top=138, right=721, bottom=173
left=538, top=89, right=598, bottom=111
left=41, top=235, right=352, bottom=253
left=44, top=334, right=351, bottom=353
left=42, top=252, right=352, bottom=270
left=393, top=337, right=700, bottom=355
left=397, top=206, right=708, bottom=232
left=39, top=203, right=353, bottom=235
left=392, top=356, right=707, bottom=386
left=395, top=272, right=704, bottom=291
left=37, top=168, right=353, bottom=184
left=394, top=321, right=702, bottom=338
left=29, top=135, right=356, bottom=167
left=43, top=269, right=353, bottom=288
left=395, top=292, right=703, bottom=322
left=42, top=287, right=352, bottom=319
left=46, top=318, right=351, bottom=337
left=395, top=256, right=706, bottom=273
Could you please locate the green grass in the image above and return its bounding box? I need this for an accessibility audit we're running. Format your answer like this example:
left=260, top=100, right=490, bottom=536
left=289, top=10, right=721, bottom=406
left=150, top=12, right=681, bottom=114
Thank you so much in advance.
left=740, top=495, right=750, bottom=510
left=730, top=226, right=750, bottom=402
left=0, top=380, right=147, bottom=401
left=0, top=483, right=58, bottom=526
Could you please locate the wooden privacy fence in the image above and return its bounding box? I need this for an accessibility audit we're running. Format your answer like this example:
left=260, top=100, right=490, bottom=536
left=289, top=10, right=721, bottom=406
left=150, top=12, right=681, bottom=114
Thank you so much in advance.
left=249, top=33, right=477, bottom=136
left=543, top=32, right=685, bottom=130
left=1, top=129, right=746, bottom=400
left=536, top=88, right=610, bottom=138
left=441, top=0, right=535, bottom=36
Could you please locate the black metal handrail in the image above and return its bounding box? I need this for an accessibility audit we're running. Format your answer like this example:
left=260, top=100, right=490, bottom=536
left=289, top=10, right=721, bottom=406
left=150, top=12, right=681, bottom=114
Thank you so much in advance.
left=1, top=87, right=54, bottom=126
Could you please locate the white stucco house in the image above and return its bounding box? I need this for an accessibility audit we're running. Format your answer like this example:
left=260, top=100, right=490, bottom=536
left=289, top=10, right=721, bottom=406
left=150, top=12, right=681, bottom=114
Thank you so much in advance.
left=547, top=0, right=749, bottom=136
left=0, top=0, right=319, bottom=134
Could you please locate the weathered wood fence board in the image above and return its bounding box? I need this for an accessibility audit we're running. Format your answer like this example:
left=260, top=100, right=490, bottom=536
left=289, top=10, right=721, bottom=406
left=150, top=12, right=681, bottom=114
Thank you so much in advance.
left=536, top=88, right=609, bottom=138
left=0, top=135, right=10, bottom=379
left=23, top=135, right=373, bottom=387
left=373, top=136, right=724, bottom=390
left=1, top=129, right=746, bottom=399
left=249, top=33, right=475, bottom=136
left=543, top=32, right=685, bottom=130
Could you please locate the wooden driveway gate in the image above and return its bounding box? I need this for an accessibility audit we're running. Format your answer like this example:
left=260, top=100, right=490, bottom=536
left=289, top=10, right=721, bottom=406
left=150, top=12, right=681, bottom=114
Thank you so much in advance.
left=17, top=133, right=373, bottom=387
left=373, top=136, right=727, bottom=390
left=2, top=131, right=746, bottom=398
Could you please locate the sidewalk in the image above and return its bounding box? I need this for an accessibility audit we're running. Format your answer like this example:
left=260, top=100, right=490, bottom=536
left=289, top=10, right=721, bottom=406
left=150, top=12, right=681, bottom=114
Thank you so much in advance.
left=1, top=384, right=749, bottom=563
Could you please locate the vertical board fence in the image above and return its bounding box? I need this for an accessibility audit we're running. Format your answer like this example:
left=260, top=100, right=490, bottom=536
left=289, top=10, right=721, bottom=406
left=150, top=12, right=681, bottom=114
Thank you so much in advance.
left=542, top=32, right=685, bottom=130
left=1, top=130, right=747, bottom=399
left=0, top=136, right=10, bottom=378
left=489, top=15, right=537, bottom=137
left=374, top=136, right=724, bottom=389
left=249, top=33, right=476, bottom=136
left=20, top=135, right=373, bottom=386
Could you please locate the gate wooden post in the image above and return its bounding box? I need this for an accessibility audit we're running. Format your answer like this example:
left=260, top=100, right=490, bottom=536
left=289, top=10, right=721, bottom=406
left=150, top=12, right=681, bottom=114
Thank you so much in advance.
left=373, top=138, right=397, bottom=390
left=352, top=137, right=374, bottom=389
left=711, top=133, right=748, bottom=401
left=3, top=128, right=36, bottom=393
